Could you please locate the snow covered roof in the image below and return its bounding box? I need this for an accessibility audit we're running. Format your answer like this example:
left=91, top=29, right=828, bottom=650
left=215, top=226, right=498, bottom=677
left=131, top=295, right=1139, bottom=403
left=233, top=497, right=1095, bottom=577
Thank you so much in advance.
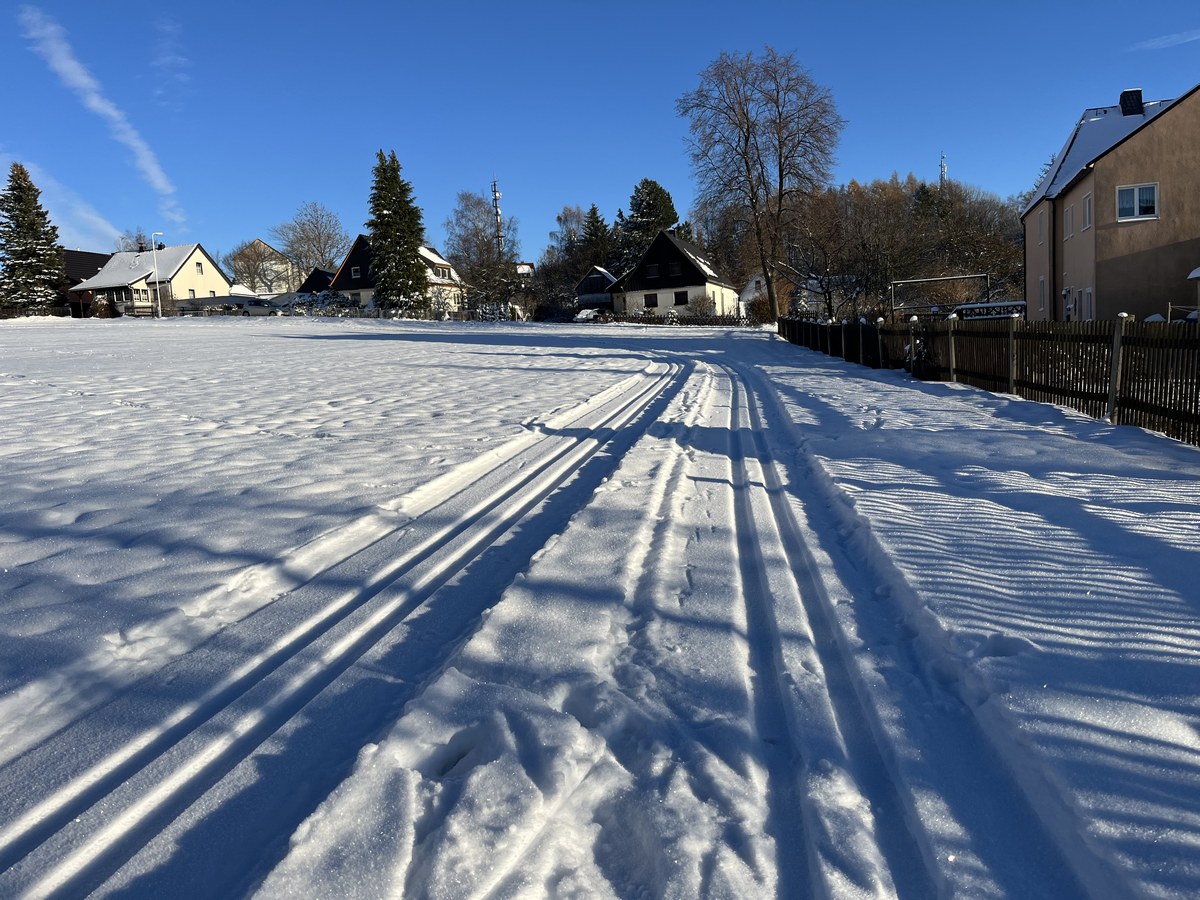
left=418, top=246, right=462, bottom=285
left=1021, top=90, right=1179, bottom=217
left=71, top=244, right=201, bottom=291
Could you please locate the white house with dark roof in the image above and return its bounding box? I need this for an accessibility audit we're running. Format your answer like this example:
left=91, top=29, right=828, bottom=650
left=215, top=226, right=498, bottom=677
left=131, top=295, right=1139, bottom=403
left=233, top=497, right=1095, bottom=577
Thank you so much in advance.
left=71, top=243, right=231, bottom=316
left=329, top=234, right=465, bottom=315
left=609, top=231, right=737, bottom=317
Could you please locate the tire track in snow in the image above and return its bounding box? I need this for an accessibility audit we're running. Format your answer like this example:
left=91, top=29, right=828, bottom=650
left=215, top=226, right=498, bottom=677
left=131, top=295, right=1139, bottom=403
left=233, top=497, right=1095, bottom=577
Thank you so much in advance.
left=0, top=362, right=684, bottom=899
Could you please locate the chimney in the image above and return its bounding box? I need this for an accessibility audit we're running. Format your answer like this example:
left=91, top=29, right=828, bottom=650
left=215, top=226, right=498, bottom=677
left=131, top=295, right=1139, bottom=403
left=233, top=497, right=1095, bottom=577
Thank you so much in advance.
left=1120, top=88, right=1144, bottom=116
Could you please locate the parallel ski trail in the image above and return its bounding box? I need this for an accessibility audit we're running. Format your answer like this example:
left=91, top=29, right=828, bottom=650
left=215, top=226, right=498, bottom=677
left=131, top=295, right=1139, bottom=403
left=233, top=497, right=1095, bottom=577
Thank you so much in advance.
left=0, top=362, right=682, bottom=899
left=736, top=356, right=1094, bottom=899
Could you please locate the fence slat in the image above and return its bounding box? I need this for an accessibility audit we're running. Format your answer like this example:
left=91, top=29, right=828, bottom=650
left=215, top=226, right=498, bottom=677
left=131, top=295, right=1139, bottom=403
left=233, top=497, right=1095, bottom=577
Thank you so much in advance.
left=783, top=316, right=1200, bottom=447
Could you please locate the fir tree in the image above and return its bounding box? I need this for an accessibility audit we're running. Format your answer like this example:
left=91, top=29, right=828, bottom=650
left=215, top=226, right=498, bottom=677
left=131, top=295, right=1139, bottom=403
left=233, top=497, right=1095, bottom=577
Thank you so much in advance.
left=0, top=163, right=65, bottom=314
left=366, top=150, right=428, bottom=316
left=611, top=178, right=678, bottom=275
left=580, top=204, right=612, bottom=269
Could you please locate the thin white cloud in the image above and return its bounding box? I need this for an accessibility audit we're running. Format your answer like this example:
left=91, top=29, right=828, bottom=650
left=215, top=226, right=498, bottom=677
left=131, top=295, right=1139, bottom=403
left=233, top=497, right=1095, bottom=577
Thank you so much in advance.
left=18, top=6, right=185, bottom=228
left=152, top=18, right=192, bottom=106
left=0, top=150, right=122, bottom=250
left=1129, top=29, right=1200, bottom=51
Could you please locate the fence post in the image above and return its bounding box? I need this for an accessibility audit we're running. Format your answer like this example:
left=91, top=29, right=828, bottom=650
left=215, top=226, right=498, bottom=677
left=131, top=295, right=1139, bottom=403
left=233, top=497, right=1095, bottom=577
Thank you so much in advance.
left=947, top=313, right=958, bottom=383
left=908, top=315, right=918, bottom=376
left=876, top=317, right=885, bottom=369
left=858, top=318, right=865, bottom=365
left=1008, top=313, right=1018, bottom=395
left=1106, top=313, right=1130, bottom=423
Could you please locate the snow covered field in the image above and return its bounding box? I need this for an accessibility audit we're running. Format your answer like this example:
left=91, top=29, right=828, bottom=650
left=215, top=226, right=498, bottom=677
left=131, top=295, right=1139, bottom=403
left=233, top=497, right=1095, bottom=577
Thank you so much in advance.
left=1, top=317, right=1198, bottom=899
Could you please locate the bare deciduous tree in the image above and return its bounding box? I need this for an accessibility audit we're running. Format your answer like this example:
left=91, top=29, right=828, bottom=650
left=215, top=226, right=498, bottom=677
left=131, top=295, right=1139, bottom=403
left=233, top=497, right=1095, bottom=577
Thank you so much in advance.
left=677, top=47, right=843, bottom=319
left=115, top=226, right=151, bottom=252
left=223, top=239, right=296, bottom=293
left=270, top=201, right=351, bottom=276
left=443, top=190, right=521, bottom=315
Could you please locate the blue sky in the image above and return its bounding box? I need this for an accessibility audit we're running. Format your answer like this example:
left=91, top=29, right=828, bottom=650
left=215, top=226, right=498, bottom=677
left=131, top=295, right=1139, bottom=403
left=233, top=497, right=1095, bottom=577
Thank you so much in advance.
left=2, top=1, right=1198, bottom=267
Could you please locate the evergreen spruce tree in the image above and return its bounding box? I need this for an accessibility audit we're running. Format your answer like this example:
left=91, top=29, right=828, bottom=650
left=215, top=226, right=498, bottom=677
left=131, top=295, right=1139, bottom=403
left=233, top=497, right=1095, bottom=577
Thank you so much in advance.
left=366, top=150, right=428, bottom=316
left=0, top=163, right=65, bottom=315
left=610, top=178, right=678, bottom=275
left=580, top=204, right=612, bottom=269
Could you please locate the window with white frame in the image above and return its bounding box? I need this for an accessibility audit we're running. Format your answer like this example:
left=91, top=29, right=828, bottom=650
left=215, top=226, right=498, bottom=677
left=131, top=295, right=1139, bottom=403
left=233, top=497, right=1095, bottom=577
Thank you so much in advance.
left=351, top=266, right=361, bottom=279
left=1117, top=183, right=1158, bottom=221
left=1084, top=287, right=1094, bottom=319
left=188, top=289, right=196, bottom=299
left=1082, top=193, right=1093, bottom=230
left=196, top=262, right=203, bottom=275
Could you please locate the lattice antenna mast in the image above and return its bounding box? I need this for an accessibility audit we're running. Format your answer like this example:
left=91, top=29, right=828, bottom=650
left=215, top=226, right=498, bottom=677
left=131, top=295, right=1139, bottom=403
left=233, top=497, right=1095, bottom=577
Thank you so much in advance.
left=939, top=152, right=948, bottom=189
left=492, top=176, right=504, bottom=255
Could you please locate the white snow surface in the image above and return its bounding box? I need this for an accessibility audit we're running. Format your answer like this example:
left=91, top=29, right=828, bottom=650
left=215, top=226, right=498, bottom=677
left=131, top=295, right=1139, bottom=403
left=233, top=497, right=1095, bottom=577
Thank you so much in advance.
left=1, top=317, right=1198, bottom=899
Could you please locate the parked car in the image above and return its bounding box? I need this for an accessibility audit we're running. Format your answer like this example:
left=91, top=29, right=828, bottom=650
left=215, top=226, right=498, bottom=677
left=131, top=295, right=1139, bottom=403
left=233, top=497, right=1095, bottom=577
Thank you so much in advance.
left=239, top=299, right=277, bottom=316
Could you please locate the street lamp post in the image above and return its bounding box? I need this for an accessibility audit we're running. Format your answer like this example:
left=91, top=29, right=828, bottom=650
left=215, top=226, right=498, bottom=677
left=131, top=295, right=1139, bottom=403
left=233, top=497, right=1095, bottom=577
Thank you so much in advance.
left=151, top=232, right=164, bottom=317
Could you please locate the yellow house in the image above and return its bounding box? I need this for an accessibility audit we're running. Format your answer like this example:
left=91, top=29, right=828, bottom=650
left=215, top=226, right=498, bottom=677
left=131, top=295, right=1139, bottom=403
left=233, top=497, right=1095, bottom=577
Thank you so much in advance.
left=71, top=243, right=232, bottom=316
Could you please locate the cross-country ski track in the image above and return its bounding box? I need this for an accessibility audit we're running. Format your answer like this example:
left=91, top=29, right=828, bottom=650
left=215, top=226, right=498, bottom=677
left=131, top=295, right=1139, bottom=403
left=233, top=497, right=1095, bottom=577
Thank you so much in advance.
left=1, top=319, right=1197, bottom=899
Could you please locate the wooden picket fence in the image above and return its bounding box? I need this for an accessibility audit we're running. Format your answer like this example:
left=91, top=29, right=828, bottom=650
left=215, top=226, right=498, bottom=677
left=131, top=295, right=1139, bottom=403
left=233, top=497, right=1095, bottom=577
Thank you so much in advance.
left=778, top=316, right=1200, bottom=447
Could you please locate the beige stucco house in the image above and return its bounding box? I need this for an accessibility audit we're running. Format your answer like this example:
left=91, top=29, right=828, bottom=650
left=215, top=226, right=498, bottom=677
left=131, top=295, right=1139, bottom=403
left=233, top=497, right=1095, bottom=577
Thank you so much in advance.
left=71, top=244, right=232, bottom=316
left=1022, top=83, right=1200, bottom=321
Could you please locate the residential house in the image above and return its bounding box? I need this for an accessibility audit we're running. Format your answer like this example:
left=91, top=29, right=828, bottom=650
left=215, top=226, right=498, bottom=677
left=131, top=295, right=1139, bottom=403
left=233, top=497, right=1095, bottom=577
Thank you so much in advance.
left=71, top=244, right=231, bottom=316
left=575, top=266, right=616, bottom=311
left=296, top=267, right=335, bottom=295
left=229, top=239, right=303, bottom=295
left=328, top=234, right=465, bottom=314
left=609, top=230, right=738, bottom=317
left=59, top=248, right=112, bottom=317
left=1021, top=84, right=1200, bottom=321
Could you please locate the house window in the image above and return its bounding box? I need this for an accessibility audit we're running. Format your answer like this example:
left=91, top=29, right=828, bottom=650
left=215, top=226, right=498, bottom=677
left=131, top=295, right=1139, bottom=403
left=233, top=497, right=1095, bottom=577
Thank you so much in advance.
left=1064, top=206, right=1074, bottom=239
left=674, top=290, right=688, bottom=306
left=209, top=290, right=216, bottom=297
left=1082, top=193, right=1093, bottom=230
left=644, top=293, right=659, bottom=308
left=646, top=264, right=659, bottom=278
left=1117, top=183, right=1158, bottom=221
left=668, top=261, right=682, bottom=276
left=1084, top=287, right=1094, bottom=319
left=1038, top=276, right=1045, bottom=312
left=1038, top=209, right=1045, bottom=245
left=351, top=266, right=361, bottom=279
left=188, top=289, right=196, bottom=299
left=196, top=262, right=203, bottom=275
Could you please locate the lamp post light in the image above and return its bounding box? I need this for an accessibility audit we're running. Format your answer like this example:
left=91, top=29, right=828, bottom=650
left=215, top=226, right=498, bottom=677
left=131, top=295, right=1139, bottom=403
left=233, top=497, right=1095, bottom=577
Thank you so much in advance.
left=151, top=232, right=164, bottom=317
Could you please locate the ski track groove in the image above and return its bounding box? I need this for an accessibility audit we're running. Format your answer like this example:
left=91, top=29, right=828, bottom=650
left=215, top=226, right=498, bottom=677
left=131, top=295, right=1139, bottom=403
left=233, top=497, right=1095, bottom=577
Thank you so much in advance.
left=737, top=355, right=1096, bottom=898
left=0, top=362, right=681, bottom=899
